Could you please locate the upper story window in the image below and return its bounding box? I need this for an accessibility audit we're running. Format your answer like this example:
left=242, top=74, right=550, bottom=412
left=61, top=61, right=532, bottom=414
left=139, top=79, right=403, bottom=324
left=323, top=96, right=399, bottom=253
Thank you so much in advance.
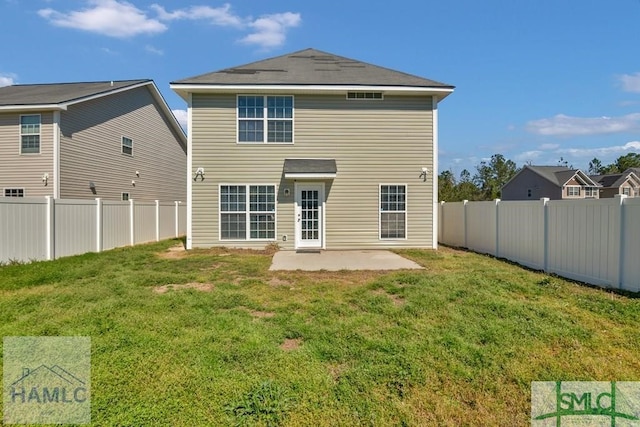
left=566, top=186, right=581, bottom=197
left=122, top=137, right=133, bottom=155
left=237, top=95, right=293, bottom=143
left=347, top=92, right=383, bottom=100
left=4, top=188, right=24, bottom=197
left=20, top=114, right=40, bottom=154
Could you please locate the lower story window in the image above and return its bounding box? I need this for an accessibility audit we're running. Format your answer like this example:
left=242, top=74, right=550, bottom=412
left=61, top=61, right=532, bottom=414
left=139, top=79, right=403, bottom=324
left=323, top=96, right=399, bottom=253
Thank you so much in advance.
left=380, top=184, right=406, bottom=239
left=220, top=184, right=276, bottom=240
left=4, top=188, right=24, bottom=197
left=121, top=192, right=130, bottom=201
left=585, top=187, right=598, bottom=198
left=567, top=186, right=581, bottom=197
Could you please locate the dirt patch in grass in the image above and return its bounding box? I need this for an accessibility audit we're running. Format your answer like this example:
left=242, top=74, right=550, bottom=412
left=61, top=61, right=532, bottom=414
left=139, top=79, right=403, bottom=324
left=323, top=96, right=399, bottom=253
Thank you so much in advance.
left=250, top=310, right=275, bottom=318
left=268, top=277, right=292, bottom=287
left=373, top=289, right=405, bottom=306
left=157, top=244, right=187, bottom=260
left=152, top=282, right=214, bottom=294
left=280, top=338, right=302, bottom=351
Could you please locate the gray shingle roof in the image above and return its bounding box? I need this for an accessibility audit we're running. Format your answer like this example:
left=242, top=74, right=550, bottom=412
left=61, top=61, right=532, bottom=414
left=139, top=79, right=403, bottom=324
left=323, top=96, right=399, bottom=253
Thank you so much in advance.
left=591, top=169, right=640, bottom=188
left=172, top=48, right=453, bottom=88
left=283, top=158, right=337, bottom=175
left=0, top=80, right=150, bottom=106
left=526, top=165, right=597, bottom=187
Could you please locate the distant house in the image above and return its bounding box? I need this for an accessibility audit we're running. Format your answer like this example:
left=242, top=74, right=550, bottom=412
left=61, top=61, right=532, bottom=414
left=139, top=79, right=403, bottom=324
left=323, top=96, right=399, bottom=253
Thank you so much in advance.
left=171, top=48, right=454, bottom=250
left=0, top=80, right=187, bottom=201
left=501, top=165, right=600, bottom=201
left=590, top=168, right=640, bottom=198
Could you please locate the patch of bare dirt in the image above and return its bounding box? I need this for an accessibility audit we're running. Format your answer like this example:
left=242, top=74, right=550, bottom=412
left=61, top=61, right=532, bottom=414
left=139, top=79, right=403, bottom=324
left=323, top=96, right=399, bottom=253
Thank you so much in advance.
left=280, top=338, right=302, bottom=351
left=250, top=310, right=276, bottom=318
left=373, top=289, right=406, bottom=306
left=268, top=277, right=292, bottom=287
left=152, top=282, right=214, bottom=294
left=157, top=244, right=187, bottom=259
left=327, top=363, right=348, bottom=382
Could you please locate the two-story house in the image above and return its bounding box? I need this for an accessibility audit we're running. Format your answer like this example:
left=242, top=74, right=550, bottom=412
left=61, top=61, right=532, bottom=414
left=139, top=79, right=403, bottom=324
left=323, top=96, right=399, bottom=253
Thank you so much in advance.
left=590, top=169, right=640, bottom=198
left=171, top=48, right=454, bottom=250
left=501, top=165, right=600, bottom=201
left=0, top=80, right=187, bottom=201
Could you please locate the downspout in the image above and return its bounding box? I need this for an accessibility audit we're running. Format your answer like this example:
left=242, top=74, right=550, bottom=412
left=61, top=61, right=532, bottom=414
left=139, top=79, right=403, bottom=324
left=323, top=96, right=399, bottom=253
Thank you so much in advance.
left=53, top=110, right=61, bottom=198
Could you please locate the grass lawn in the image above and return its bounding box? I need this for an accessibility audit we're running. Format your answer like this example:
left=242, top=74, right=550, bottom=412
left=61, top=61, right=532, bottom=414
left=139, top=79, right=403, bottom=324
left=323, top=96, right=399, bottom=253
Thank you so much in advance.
left=1, top=239, right=639, bottom=426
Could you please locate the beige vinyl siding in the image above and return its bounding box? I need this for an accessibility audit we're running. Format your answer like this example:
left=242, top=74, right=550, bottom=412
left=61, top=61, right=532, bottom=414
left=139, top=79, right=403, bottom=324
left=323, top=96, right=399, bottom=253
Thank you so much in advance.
left=59, top=86, right=186, bottom=202
left=0, top=111, right=54, bottom=197
left=191, top=93, right=434, bottom=249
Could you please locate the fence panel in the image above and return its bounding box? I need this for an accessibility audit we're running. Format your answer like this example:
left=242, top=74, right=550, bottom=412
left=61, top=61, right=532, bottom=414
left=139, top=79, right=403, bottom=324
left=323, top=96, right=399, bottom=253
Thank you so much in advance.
left=158, top=204, right=175, bottom=240
left=544, top=199, right=620, bottom=287
left=622, top=198, right=640, bottom=292
left=497, top=200, right=545, bottom=270
left=134, top=202, right=156, bottom=244
left=465, top=201, right=497, bottom=255
left=102, top=201, right=131, bottom=251
left=0, top=198, right=48, bottom=262
left=440, top=202, right=466, bottom=248
left=178, top=204, right=187, bottom=236
left=54, top=199, right=97, bottom=258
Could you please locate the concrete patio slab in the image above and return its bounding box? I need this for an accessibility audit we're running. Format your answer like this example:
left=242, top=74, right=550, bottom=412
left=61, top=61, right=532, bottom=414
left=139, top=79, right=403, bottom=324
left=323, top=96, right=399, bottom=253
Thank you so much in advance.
left=269, top=250, right=423, bottom=271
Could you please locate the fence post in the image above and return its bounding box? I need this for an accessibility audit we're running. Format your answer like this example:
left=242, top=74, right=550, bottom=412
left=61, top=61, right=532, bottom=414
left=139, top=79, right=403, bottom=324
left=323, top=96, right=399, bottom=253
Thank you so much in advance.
left=129, top=199, right=135, bottom=246
left=175, top=201, right=180, bottom=238
left=494, top=199, right=501, bottom=258
left=95, top=198, right=102, bottom=253
left=463, top=200, right=469, bottom=248
left=155, top=200, right=160, bottom=242
left=541, top=198, right=550, bottom=272
left=45, top=196, right=55, bottom=260
left=439, top=201, right=445, bottom=246
left=616, top=194, right=628, bottom=289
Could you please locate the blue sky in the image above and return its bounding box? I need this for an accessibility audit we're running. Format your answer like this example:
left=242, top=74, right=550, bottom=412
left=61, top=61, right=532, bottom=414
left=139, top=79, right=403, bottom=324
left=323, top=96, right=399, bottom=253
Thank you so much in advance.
left=2, top=0, right=640, bottom=175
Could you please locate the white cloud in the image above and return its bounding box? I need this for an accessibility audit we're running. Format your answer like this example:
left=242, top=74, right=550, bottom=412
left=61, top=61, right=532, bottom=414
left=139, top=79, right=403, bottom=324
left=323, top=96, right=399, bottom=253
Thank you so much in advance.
left=240, top=12, right=301, bottom=49
left=526, top=113, right=640, bottom=136
left=145, top=45, right=164, bottom=55
left=556, top=141, right=640, bottom=158
left=0, top=73, right=16, bottom=87
left=514, top=150, right=543, bottom=162
left=172, top=109, right=188, bottom=130
left=38, top=0, right=167, bottom=38
left=150, top=3, right=243, bottom=27
left=539, top=143, right=559, bottom=150
left=618, top=72, right=640, bottom=93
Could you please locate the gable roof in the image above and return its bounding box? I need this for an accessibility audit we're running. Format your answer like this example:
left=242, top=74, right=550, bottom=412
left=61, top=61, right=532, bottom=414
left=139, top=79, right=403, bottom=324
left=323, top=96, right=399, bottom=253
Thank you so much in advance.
left=171, top=48, right=454, bottom=100
left=505, top=165, right=599, bottom=189
left=591, top=169, right=640, bottom=188
left=0, top=79, right=186, bottom=144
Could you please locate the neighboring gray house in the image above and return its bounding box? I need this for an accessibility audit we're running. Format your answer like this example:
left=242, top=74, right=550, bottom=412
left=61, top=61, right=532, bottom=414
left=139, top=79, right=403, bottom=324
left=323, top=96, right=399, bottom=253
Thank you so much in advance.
left=590, top=169, right=640, bottom=198
left=501, top=165, right=600, bottom=201
left=0, top=80, right=187, bottom=201
left=171, top=48, right=454, bottom=250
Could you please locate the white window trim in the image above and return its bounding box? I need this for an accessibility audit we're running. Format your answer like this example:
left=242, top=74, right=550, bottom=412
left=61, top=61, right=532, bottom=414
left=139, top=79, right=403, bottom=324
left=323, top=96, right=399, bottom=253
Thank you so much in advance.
left=346, top=92, right=384, bottom=100
left=122, top=136, right=133, bottom=156
left=379, top=183, right=408, bottom=240
left=218, top=183, right=278, bottom=241
left=236, top=95, right=294, bottom=144
left=566, top=185, right=581, bottom=197
left=20, top=113, right=41, bottom=155
left=4, top=188, right=25, bottom=197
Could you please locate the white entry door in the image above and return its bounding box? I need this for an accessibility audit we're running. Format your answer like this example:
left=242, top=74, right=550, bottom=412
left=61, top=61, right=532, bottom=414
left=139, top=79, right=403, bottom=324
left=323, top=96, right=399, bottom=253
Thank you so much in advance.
left=295, top=183, right=324, bottom=249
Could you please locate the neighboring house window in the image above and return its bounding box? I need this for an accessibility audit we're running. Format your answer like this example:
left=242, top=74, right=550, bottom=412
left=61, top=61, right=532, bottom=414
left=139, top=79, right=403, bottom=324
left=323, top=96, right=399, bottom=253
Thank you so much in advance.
left=237, top=96, right=293, bottom=143
left=20, top=114, right=40, bottom=154
left=527, top=189, right=532, bottom=198
left=566, top=186, right=581, bottom=197
left=380, top=185, right=406, bottom=239
left=220, top=185, right=276, bottom=240
left=121, top=192, right=130, bottom=201
left=122, top=137, right=133, bottom=155
left=347, top=92, right=383, bottom=100
left=622, top=187, right=631, bottom=196
left=585, top=187, right=598, bottom=198
left=4, top=188, right=24, bottom=197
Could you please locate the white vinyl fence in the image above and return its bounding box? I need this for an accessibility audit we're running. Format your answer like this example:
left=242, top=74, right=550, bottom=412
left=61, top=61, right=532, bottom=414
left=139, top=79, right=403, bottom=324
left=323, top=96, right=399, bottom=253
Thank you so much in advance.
left=0, top=197, right=186, bottom=263
left=439, top=195, right=640, bottom=293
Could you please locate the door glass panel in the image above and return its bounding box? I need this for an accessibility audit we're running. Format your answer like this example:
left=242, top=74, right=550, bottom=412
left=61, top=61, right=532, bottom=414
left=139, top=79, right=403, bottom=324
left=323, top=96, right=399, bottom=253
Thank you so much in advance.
left=301, top=190, right=319, bottom=241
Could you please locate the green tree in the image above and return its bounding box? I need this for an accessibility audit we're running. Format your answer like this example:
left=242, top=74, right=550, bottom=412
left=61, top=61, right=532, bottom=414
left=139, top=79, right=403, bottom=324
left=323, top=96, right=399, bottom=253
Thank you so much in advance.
left=599, top=153, right=640, bottom=174
left=473, top=154, right=518, bottom=200
left=587, top=158, right=603, bottom=175
left=438, top=170, right=457, bottom=202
